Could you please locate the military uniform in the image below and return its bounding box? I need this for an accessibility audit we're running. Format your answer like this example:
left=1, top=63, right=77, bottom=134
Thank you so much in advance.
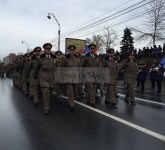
left=82, top=44, right=99, bottom=107
left=21, top=54, right=32, bottom=95
left=29, top=47, right=42, bottom=104
left=0, top=63, right=5, bottom=78
left=120, top=53, right=137, bottom=105
left=103, top=49, right=119, bottom=106
left=33, top=43, right=56, bottom=115
left=60, top=45, right=79, bottom=109
left=54, top=51, right=64, bottom=102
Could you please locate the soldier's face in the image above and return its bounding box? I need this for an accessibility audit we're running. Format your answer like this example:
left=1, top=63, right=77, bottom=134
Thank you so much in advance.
left=57, top=54, right=62, bottom=59
left=44, top=47, right=51, bottom=54
left=34, top=51, right=40, bottom=56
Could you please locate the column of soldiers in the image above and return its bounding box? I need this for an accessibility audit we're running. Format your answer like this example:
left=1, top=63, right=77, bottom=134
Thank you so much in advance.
left=5, top=42, right=138, bottom=115
left=0, top=62, right=5, bottom=78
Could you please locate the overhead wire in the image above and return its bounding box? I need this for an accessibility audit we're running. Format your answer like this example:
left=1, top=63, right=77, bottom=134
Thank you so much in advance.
left=64, top=0, right=154, bottom=36
left=53, top=0, right=155, bottom=45
left=62, top=0, right=134, bottom=36
left=59, top=10, right=149, bottom=44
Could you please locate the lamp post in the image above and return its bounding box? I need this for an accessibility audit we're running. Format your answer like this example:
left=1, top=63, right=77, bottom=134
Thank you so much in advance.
left=47, top=13, right=61, bottom=51
left=21, top=40, right=30, bottom=53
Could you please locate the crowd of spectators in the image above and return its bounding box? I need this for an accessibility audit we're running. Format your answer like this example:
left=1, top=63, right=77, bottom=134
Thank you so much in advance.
left=119, top=44, right=165, bottom=60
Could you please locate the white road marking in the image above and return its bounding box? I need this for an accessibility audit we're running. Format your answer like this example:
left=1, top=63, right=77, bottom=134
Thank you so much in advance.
left=61, top=95, right=165, bottom=142
left=118, top=93, right=165, bottom=106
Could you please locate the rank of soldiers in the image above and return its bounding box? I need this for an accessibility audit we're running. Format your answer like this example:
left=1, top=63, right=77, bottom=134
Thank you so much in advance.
left=2, top=43, right=140, bottom=115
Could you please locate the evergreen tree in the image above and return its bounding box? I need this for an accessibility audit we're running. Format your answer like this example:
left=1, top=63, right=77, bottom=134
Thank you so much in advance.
left=120, top=27, right=134, bottom=53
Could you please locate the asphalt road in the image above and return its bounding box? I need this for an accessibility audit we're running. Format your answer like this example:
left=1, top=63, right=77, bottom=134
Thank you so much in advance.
left=0, top=78, right=165, bottom=150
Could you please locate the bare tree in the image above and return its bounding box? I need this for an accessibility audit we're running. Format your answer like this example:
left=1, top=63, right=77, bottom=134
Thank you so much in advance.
left=132, top=0, right=165, bottom=46
left=102, top=27, right=118, bottom=50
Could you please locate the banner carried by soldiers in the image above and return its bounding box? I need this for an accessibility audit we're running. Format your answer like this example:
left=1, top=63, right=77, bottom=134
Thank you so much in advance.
left=55, top=67, right=110, bottom=83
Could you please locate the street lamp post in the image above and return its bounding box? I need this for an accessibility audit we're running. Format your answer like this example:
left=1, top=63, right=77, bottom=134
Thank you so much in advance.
left=47, top=13, right=61, bottom=51
left=21, top=40, right=30, bottom=53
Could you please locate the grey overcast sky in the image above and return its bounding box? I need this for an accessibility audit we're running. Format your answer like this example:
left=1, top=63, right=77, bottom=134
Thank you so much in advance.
left=0, top=0, right=163, bottom=58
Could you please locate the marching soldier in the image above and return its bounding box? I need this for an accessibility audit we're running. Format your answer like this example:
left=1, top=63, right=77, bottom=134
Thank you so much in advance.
left=74, top=51, right=83, bottom=100
left=82, top=44, right=99, bottom=107
left=21, top=53, right=32, bottom=95
left=0, top=62, right=5, bottom=78
left=60, top=45, right=79, bottom=110
left=33, top=43, right=56, bottom=115
left=54, top=50, right=64, bottom=103
left=103, top=48, right=119, bottom=106
left=17, top=57, right=24, bottom=89
left=120, top=52, right=137, bottom=105
left=29, top=47, right=42, bottom=105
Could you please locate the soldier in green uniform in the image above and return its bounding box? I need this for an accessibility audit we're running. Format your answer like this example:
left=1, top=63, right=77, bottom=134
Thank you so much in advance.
left=29, top=47, right=42, bottom=105
left=34, top=43, right=56, bottom=115
left=82, top=44, right=99, bottom=107
left=60, top=45, right=79, bottom=110
left=21, top=53, right=32, bottom=95
left=54, top=50, right=64, bottom=103
left=120, top=52, right=137, bottom=105
left=103, top=48, right=119, bottom=106
left=0, top=62, right=5, bottom=78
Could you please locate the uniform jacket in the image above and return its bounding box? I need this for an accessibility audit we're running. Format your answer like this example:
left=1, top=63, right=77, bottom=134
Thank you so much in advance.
left=120, top=60, right=137, bottom=84
left=103, top=56, right=119, bottom=84
left=82, top=53, right=99, bottom=67
left=34, top=53, right=55, bottom=88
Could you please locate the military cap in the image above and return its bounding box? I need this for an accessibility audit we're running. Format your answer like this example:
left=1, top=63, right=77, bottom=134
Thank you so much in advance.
left=55, top=51, right=63, bottom=55
left=34, top=46, right=42, bottom=52
left=43, top=43, right=52, bottom=49
left=89, top=43, right=96, bottom=49
left=67, top=45, right=76, bottom=51
left=106, top=48, right=114, bottom=53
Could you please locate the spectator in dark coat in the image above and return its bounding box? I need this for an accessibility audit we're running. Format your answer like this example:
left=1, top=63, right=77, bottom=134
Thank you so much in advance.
left=137, top=63, right=148, bottom=91
left=156, top=63, right=165, bottom=93
left=149, top=62, right=157, bottom=89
